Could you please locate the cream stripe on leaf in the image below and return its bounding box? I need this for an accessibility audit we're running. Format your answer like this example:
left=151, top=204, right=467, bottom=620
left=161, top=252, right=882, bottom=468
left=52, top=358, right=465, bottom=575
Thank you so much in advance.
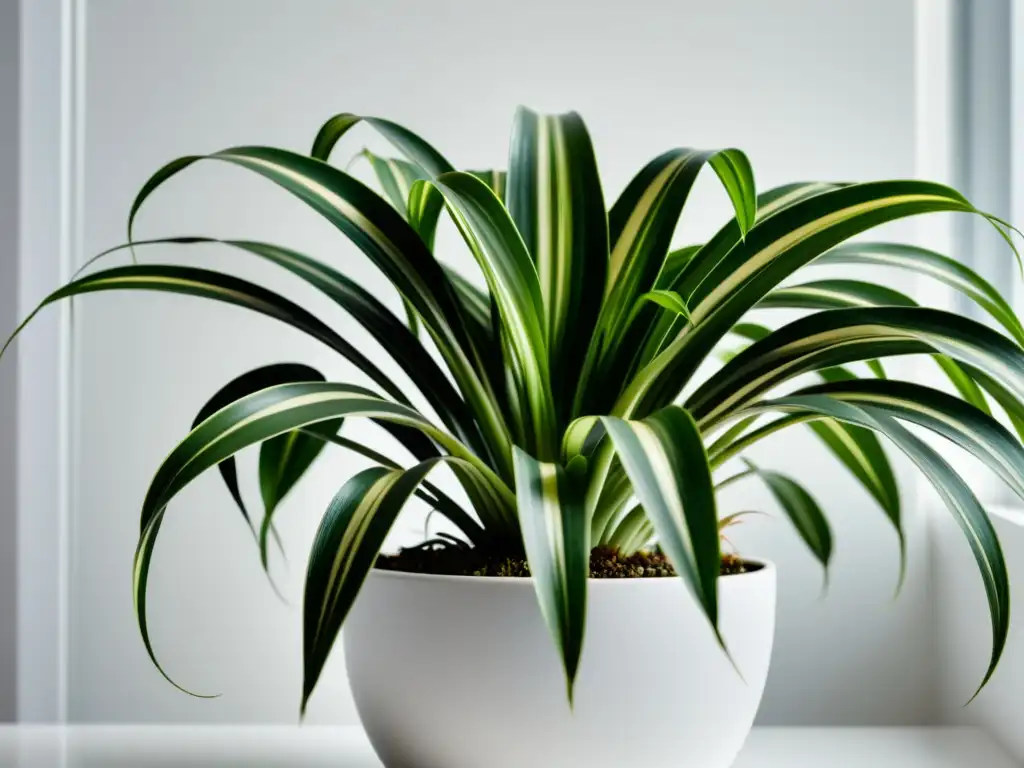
left=743, top=395, right=1009, bottom=697
left=3, top=264, right=430, bottom=424
left=302, top=459, right=443, bottom=713
left=310, top=112, right=453, bottom=177
left=599, top=406, right=722, bottom=644
left=513, top=447, right=589, bottom=703
left=125, top=146, right=513, bottom=479
left=310, top=430, right=486, bottom=546
left=628, top=183, right=843, bottom=374
left=507, top=109, right=608, bottom=425
left=686, top=307, right=1024, bottom=431
left=433, top=171, right=558, bottom=460
left=818, top=242, right=1024, bottom=346
left=132, top=381, right=515, bottom=696
left=357, top=149, right=430, bottom=336
left=85, top=237, right=489, bottom=460
left=758, top=279, right=916, bottom=311
left=577, top=147, right=756, bottom=417
left=619, top=180, right=1008, bottom=418
left=189, top=363, right=328, bottom=542
left=756, top=281, right=991, bottom=415
left=794, top=379, right=1024, bottom=503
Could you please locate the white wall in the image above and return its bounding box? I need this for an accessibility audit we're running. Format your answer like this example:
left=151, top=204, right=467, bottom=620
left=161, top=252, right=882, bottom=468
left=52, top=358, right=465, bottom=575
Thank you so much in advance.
left=0, top=0, right=21, bottom=724
left=65, top=0, right=929, bottom=725
left=932, top=512, right=1024, bottom=761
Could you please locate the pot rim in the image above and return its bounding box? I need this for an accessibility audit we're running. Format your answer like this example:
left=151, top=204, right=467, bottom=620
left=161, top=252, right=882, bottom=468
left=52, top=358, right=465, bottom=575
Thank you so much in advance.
left=369, top=558, right=775, bottom=587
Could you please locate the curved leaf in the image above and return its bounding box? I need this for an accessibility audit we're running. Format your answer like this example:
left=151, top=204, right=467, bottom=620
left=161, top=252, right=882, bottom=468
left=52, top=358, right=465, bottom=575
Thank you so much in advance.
left=742, top=459, right=832, bottom=574
left=432, top=171, right=557, bottom=458
left=796, top=378, right=1024, bottom=502
left=309, top=429, right=485, bottom=546
left=133, top=382, right=515, bottom=694
left=190, top=363, right=326, bottom=534
left=310, top=113, right=452, bottom=176
left=125, top=145, right=513, bottom=478
left=513, top=448, right=589, bottom=702
left=819, top=242, right=1024, bottom=345
left=687, top=307, right=1024, bottom=430
left=744, top=395, right=1009, bottom=694
left=507, top=109, right=608, bottom=424
left=577, top=147, right=756, bottom=416
left=620, top=180, right=1005, bottom=417
left=600, top=406, right=722, bottom=644
left=302, top=459, right=441, bottom=712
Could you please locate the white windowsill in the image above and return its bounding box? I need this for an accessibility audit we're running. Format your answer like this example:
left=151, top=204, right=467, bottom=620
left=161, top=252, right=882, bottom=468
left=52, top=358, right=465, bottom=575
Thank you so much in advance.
left=0, top=726, right=1016, bottom=767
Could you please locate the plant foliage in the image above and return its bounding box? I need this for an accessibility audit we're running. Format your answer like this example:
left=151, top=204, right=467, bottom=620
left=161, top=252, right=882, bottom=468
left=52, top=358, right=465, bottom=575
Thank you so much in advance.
left=6, top=107, right=1024, bottom=710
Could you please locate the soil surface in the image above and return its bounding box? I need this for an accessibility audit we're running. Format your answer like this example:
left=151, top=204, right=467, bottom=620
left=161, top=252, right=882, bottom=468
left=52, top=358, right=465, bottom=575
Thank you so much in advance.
left=376, top=545, right=756, bottom=578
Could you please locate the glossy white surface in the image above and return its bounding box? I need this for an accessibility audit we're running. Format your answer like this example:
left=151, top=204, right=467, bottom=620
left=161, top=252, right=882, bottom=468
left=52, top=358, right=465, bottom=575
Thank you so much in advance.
left=0, top=726, right=1015, bottom=767
left=345, top=566, right=775, bottom=768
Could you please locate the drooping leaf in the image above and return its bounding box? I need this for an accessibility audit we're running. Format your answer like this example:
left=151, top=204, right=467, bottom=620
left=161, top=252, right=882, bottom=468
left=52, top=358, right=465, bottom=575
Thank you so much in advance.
left=513, top=448, right=589, bottom=702
left=619, top=180, right=1009, bottom=417
left=190, top=363, right=326, bottom=536
left=687, top=307, right=1024, bottom=431
left=819, top=242, right=1024, bottom=345
left=742, top=459, right=832, bottom=574
left=796, top=378, right=1024, bottom=503
left=302, top=460, right=441, bottom=712
left=125, top=145, right=513, bottom=478
left=600, top=406, right=722, bottom=643
left=133, top=382, right=515, bottom=694
left=745, top=395, right=1009, bottom=694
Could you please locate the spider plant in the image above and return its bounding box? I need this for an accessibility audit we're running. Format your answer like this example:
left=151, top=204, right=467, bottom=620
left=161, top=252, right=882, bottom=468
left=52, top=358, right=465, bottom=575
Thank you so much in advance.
left=6, top=108, right=1024, bottom=714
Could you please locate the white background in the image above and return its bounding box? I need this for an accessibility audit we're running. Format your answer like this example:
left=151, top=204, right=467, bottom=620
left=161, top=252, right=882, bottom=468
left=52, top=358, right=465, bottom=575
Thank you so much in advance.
left=60, top=0, right=941, bottom=726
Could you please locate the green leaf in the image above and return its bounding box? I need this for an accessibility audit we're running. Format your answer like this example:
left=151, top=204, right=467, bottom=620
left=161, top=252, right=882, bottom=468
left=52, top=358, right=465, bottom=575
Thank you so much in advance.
left=311, top=429, right=486, bottom=546
left=310, top=113, right=453, bottom=176
left=965, top=365, right=1024, bottom=443
left=92, top=237, right=489, bottom=461
left=805, top=419, right=902, bottom=582
left=758, top=279, right=916, bottom=310
left=742, top=459, right=832, bottom=574
left=577, top=147, right=756, bottom=416
left=620, top=180, right=1003, bottom=417
left=638, top=289, right=691, bottom=321
left=302, top=459, right=441, bottom=712
left=468, top=169, right=508, bottom=202
left=6, top=264, right=420, bottom=421
left=257, top=419, right=340, bottom=568
left=687, top=307, right=1024, bottom=431
left=133, top=382, right=515, bottom=694
left=432, top=171, right=557, bottom=459
left=600, top=406, right=722, bottom=643
left=507, top=109, right=608, bottom=425
left=512, top=447, right=589, bottom=702
left=756, top=278, right=987, bottom=414
left=125, top=145, right=513, bottom=479
left=819, top=242, right=1024, bottom=345
left=354, top=149, right=428, bottom=216
left=190, top=363, right=326, bottom=536
left=746, top=395, right=1009, bottom=694
left=796, top=378, right=1024, bottom=503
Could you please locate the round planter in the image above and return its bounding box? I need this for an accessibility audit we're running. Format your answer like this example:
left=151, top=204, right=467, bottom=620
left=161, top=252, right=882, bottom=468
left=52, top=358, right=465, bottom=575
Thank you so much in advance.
left=344, top=561, right=776, bottom=768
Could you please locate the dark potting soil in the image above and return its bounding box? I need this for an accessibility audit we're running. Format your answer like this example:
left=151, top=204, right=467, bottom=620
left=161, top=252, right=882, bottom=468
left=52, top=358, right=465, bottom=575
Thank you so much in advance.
left=376, top=545, right=756, bottom=578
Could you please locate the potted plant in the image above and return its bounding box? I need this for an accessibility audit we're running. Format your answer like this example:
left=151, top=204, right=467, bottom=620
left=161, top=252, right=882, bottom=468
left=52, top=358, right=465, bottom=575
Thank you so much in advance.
left=7, top=107, right=1024, bottom=768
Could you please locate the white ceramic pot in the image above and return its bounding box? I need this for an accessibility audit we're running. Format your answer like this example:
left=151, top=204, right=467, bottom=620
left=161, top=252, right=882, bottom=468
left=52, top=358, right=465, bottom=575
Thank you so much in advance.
left=344, top=561, right=776, bottom=768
